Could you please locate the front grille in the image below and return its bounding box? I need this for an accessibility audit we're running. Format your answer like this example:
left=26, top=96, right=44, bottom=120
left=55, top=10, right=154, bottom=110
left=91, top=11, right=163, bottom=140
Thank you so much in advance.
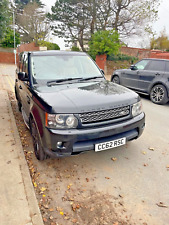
left=79, top=106, right=130, bottom=124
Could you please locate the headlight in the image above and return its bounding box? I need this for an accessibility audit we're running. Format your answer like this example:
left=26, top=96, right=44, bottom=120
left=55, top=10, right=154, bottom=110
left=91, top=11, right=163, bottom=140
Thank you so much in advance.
left=46, top=113, right=78, bottom=129
left=132, top=101, right=142, bottom=117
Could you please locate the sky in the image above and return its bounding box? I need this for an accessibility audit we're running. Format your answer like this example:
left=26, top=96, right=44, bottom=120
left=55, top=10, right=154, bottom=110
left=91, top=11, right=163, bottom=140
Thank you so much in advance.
left=42, top=0, right=169, bottom=50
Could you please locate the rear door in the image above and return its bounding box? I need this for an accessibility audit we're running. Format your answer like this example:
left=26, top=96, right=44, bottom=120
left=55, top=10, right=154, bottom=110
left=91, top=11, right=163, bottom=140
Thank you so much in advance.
left=138, top=60, right=165, bottom=93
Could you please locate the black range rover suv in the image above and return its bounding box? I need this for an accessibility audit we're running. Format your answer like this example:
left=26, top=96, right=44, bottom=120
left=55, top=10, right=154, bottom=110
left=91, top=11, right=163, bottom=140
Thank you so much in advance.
left=111, top=58, right=169, bottom=105
left=15, top=51, right=145, bottom=160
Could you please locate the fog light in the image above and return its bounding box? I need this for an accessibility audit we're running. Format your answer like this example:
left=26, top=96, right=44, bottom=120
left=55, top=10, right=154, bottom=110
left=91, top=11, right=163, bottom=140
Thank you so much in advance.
left=56, top=142, right=66, bottom=150
left=57, top=142, right=63, bottom=148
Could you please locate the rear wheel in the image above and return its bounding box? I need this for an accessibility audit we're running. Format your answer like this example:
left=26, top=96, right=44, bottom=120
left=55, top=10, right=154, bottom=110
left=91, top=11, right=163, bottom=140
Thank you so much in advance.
left=112, top=75, right=120, bottom=84
left=150, top=84, right=168, bottom=105
left=30, top=119, right=47, bottom=161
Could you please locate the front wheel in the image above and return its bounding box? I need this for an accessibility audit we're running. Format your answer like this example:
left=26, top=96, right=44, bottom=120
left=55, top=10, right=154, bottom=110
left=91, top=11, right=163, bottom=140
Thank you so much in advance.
left=111, top=75, right=120, bottom=84
left=30, top=119, right=47, bottom=161
left=150, top=85, right=169, bottom=105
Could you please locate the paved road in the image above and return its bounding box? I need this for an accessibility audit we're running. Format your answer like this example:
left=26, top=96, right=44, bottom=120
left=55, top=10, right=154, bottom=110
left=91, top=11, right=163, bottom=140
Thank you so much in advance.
left=3, top=64, right=169, bottom=224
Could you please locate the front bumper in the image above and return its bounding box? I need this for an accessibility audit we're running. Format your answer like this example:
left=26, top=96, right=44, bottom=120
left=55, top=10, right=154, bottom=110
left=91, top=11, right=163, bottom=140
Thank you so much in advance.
left=42, top=112, right=145, bottom=157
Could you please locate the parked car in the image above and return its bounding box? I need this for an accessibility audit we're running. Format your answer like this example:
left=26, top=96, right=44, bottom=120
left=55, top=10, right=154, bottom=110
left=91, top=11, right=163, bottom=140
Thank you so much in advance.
left=111, top=58, right=169, bottom=105
left=15, top=50, right=145, bottom=160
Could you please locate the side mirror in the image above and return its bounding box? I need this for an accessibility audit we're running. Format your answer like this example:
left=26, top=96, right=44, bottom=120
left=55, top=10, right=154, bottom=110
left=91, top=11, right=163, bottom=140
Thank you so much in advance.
left=18, top=72, right=29, bottom=81
left=100, top=69, right=105, bottom=75
left=130, top=65, right=137, bottom=70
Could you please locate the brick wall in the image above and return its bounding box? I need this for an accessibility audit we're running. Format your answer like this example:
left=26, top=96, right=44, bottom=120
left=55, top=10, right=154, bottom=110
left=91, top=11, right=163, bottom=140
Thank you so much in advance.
left=0, top=48, right=15, bottom=64
left=150, top=51, right=169, bottom=59
left=17, top=42, right=40, bottom=54
left=95, top=54, right=107, bottom=70
left=120, top=46, right=151, bottom=59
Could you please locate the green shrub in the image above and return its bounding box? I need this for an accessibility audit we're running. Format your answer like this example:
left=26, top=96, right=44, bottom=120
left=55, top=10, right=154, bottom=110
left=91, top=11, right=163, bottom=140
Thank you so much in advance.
left=71, top=46, right=81, bottom=51
left=107, top=53, right=138, bottom=63
left=38, top=40, right=60, bottom=50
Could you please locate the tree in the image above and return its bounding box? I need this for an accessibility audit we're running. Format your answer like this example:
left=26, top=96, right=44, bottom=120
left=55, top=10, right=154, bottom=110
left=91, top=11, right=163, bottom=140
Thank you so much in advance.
left=16, top=2, right=50, bottom=43
left=48, top=0, right=92, bottom=51
left=0, top=0, right=10, bottom=40
left=1, top=28, right=20, bottom=48
left=14, top=0, right=44, bottom=10
left=89, top=29, right=120, bottom=58
left=49, top=0, right=160, bottom=50
left=150, top=30, right=169, bottom=51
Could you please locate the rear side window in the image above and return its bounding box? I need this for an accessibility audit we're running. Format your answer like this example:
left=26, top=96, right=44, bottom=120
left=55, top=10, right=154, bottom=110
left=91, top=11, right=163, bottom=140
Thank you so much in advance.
left=147, top=60, right=165, bottom=72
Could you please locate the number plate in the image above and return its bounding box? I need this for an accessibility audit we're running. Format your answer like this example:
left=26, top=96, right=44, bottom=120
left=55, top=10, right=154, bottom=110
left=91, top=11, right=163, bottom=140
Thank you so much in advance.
left=95, top=137, right=126, bottom=152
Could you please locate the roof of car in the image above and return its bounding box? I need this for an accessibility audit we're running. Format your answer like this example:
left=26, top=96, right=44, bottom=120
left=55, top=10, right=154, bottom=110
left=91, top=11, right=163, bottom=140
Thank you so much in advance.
left=28, top=50, right=87, bottom=56
left=143, top=58, right=169, bottom=61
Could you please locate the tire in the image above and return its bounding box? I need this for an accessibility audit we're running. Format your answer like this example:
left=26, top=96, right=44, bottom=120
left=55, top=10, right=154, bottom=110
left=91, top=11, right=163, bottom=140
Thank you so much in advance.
left=112, top=75, right=120, bottom=84
left=30, top=119, right=47, bottom=161
left=150, top=84, right=169, bottom=105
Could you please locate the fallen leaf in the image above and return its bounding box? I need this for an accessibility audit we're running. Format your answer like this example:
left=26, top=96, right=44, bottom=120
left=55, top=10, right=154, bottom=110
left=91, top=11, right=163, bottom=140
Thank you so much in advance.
left=60, top=211, right=64, bottom=215
left=49, top=208, right=54, bottom=212
left=72, top=218, right=78, bottom=223
left=149, top=147, right=155, bottom=151
left=50, top=216, right=54, bottom=220
left=43, top=218, right=47, bottom=222
left=67, top=184, right=72, bottom=190
left=166, top=165, right=169, bottom=168
left=156, top=202, right=168, bottom=208
left=64, top=216, right=70, bottom=220
left=105, top=177, right=110, bottom=179
left=40, top=187, right=47, bottom=192
left=86, top=178, right=89, bottom=182
left=33, top=182, right=37, bottom=188
left=111, top=157, right=117, bottom=161
left=43, top=204, right=49, bottom=209
left=143, top=164, right=148, bottom=167
left=142, top=151, right=147, bottom=155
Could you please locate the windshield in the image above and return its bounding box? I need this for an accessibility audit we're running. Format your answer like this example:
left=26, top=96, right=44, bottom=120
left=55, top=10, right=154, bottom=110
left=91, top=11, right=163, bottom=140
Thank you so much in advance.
left=31, top=54, right=103, bottom=85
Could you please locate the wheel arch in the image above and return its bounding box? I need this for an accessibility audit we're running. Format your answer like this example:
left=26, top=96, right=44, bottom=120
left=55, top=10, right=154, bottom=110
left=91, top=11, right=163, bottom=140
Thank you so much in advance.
left=29, top=107, right=44, bottom=138
left=148, top=82, right=169, bottom=96
left=111, top=74, right=120, bottom=82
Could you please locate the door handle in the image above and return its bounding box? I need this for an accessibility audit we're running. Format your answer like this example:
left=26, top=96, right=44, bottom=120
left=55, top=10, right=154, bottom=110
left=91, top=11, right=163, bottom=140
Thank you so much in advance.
left=155, top=73, right=160, bottom=76
left=27, top=95, right=30, bottom=104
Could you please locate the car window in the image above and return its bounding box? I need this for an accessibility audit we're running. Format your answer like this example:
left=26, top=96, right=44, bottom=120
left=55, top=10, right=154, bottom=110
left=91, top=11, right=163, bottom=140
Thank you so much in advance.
left=165, top=61, right=169, bottom=72
left=147, top=60, right=165, bottom=72
left=30, top=55, right=102, bottom=83
left=135, top=60, right=150, bottom=70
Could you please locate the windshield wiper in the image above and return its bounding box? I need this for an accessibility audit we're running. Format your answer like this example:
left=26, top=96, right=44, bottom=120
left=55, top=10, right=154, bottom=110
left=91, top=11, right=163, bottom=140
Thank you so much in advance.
left=79, top=76, right=103, bottom=82
left=47, top=77, right=82, bottom=86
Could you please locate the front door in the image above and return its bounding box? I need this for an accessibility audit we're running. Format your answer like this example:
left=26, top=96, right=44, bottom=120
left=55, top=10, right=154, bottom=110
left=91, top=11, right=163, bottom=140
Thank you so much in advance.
left=121, top=59, right=150, bottom=91
left=138, top=60, right=165, bottom=93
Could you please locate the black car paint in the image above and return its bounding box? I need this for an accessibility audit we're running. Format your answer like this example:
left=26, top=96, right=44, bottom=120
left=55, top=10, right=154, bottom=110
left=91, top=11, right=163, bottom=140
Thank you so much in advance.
left=15, top=51, right=145, bottom=159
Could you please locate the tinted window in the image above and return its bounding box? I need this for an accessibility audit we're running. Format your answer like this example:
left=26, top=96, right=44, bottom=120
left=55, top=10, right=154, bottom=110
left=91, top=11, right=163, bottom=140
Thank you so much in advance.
left=165, top=61, right=169, bottom=72
left=135, top=60, right=150, bottom=70
left=147, top=60, right=165, bottom=72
